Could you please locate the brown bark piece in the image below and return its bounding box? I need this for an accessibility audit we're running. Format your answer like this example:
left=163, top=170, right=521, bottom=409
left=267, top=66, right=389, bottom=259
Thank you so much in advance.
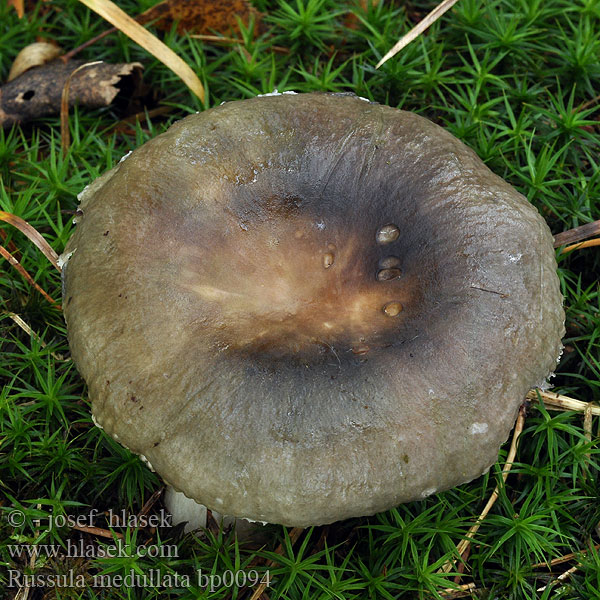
left=0, top=59, right=143, bottom=128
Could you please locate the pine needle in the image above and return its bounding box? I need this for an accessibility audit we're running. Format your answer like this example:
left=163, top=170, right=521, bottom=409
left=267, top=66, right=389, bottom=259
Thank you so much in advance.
left=376, top=0, right=460, bottom=68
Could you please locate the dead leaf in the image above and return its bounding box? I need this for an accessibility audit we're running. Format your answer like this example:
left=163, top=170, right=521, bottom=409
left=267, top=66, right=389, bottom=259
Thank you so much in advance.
left=8, top=41, right=62, bottom=82
left=139, top=0, right=258, bottom=35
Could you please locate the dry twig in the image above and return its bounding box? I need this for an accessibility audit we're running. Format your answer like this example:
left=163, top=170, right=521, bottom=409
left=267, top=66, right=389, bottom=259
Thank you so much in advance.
left=579, top=93, right=600, bottom=111
left=440, top=405, right=526, bottom=575
left=137, top=488, right=164, bottom=520
left=531, top=542, right=600, bottom=569
left=553, top=219, right=600, bottom=248
left=534, top=540, right=600, bottom=592
left=526, top=389, right=600, bottom=416
left=125, top=488, right=165, bottom=536
left=0, top=246, right=60, bottom=307
left=0, top=211, right=61, bottom=305
left=71, top=524, right=124, bottom=540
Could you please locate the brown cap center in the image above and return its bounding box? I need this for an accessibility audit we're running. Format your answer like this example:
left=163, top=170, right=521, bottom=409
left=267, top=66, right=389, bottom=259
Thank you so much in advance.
left=178, top=216, right=415, bottom=358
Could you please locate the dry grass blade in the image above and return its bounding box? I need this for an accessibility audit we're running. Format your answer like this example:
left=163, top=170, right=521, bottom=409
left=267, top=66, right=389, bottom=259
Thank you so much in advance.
left=553, top=219, right=600, bottom=247
left=8, top=0, right=24, bottom=18
left=0, top=246, right=60, bottom=307
left=440, top=582, right=478, bottom=598
left=560, top=238, right=600, bottom=253
left=376, top=0, right=460, bottom=68
left=526, top=389, right=600, bottom=416
left=61, top=61, right=103, bottom=157
left=0, top=210, right=60, bottom=271
left=4, top=312, right=65, bottom=360
left=537, top=564, right=579, bottom=593
left=77, top=0, right=205, bottom=102
left=440, top=405, right=526, bottom=574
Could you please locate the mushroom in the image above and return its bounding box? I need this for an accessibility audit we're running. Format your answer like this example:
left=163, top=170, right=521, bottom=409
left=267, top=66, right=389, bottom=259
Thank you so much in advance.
left=62, top=92, right=564, bottom=528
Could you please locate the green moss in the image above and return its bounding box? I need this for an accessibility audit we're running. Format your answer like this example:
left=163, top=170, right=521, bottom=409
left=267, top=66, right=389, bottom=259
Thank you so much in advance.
left=1, top=0, right=599, bottom=598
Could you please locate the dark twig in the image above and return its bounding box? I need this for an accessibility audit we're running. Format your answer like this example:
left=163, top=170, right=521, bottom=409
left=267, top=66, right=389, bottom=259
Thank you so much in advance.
left=553, top=219, right=600, bottom=248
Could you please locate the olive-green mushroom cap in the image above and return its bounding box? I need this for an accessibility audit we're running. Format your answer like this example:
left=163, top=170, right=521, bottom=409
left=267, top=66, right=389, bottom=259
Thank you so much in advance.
left=62, top=92, right=564, bottom=527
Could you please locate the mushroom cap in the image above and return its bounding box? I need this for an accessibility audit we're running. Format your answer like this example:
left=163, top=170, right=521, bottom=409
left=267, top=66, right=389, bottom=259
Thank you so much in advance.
left=63, top=92, right=564, bottom=527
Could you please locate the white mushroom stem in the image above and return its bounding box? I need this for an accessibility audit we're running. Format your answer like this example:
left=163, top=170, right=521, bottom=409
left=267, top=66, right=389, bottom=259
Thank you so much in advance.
left=164, top=487, right=207, bottom=532
left=164, top=487, right=263, bottom=538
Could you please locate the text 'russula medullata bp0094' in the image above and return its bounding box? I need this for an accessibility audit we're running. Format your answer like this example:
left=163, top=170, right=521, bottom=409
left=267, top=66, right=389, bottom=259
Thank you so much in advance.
left=61, top=93, right=564, bottom=527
